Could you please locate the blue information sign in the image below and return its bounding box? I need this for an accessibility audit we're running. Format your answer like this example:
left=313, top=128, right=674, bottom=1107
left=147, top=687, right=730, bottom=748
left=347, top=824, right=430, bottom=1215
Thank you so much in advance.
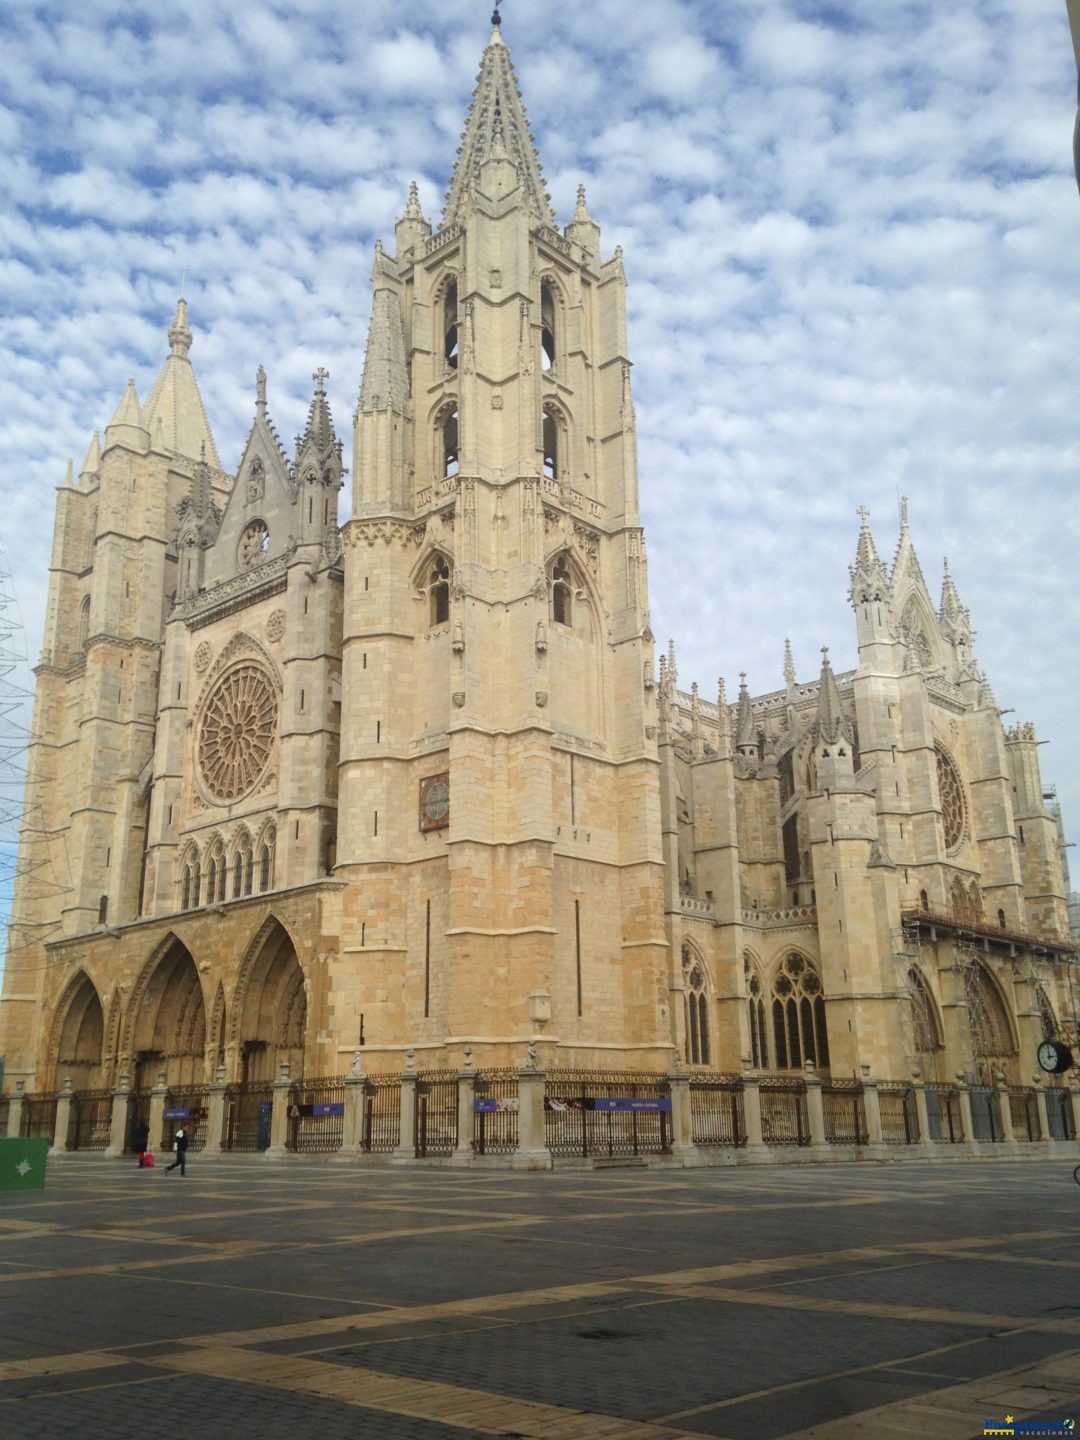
left=474, top=1097, right=498, bottom=1113
left=163, top=1108, right=190, bottom=1121
left=311, top=1102, right=345, bottom=1118
left=593, top=1097, right=671, bottom=1114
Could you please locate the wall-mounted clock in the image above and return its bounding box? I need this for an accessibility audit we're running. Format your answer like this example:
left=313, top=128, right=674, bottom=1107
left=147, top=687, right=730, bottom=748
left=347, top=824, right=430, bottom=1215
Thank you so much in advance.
left=419, top=772, right=450, bottom=832
left=1037, top=1040, right=1073, bottom=1075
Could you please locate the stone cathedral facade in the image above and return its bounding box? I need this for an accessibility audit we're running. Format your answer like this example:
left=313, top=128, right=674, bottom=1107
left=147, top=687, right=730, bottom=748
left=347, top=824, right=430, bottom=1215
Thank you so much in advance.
left=1, top=20, right=1074, bottom=1105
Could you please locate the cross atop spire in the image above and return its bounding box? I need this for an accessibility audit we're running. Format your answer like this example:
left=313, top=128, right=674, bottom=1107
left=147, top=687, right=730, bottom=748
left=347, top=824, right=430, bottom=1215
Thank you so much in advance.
left=443, top=17, right=553, bottom=226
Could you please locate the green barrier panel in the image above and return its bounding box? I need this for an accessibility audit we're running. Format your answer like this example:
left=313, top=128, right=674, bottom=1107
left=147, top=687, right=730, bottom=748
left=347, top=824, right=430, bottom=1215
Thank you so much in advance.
left=0, top=1137, right=49, bottom=1192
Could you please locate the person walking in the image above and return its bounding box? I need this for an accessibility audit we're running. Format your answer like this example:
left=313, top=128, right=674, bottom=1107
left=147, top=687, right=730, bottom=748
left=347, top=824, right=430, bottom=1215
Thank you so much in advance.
left=165, top=1125, right=188, bottom=1176
left=132, top=1120, right=151, bottom=1168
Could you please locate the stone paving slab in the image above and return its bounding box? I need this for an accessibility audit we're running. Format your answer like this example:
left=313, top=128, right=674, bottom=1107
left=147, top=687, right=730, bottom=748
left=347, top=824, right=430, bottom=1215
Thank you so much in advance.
left=2, top=1156, right=1080, bottom=1438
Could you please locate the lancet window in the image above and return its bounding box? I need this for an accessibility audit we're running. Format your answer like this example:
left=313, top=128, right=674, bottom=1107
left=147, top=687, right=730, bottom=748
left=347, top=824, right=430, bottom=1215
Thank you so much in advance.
left=551, top=555, right=573, bottom=628
left=540, top=279, right=557, bottom=372
left=542, top=406, right=559, bottom=479
left=682, top=946, right=710, bottom=1066
left=745, top=953, right=768, bottom=1069
left=771, top=952, right=829, bottom=1070
left=444, top=278, right=459, bottom=370
left=77, top=595, right=91, bottom=653
left=442, top=408, right=459, bottom=477
left=427, top=555, right=451, bottom=627
left=258, top=826, right=276, bottom=893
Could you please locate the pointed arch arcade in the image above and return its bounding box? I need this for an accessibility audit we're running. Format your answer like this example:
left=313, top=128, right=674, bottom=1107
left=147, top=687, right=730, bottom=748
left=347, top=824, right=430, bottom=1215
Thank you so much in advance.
left=48, top=970, right=105, bottom=1092
left=230, top=917, right=308, bottom=1084
left=126, top=937, right=207, bottom=1089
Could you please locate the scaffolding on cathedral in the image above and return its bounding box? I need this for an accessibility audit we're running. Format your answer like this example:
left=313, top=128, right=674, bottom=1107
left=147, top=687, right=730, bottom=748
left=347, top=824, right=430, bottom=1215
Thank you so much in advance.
left=952, top=932, right=991, bottom=1083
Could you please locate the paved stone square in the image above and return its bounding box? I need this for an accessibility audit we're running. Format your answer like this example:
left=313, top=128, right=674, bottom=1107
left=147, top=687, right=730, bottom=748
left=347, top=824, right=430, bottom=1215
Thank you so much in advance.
left=2, top=1156, right=1080, bottom=1438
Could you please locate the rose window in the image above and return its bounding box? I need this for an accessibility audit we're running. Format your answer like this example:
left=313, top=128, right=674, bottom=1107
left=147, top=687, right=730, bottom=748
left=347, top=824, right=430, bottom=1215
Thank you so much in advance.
left=935, top=744, right=967, bottom=851
left=198, top=665, right=277, bottom=802
left=238, top=520, right=270, bottom=569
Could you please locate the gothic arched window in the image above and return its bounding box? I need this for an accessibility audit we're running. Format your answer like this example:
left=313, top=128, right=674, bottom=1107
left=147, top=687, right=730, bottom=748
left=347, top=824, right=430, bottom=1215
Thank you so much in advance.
left=909, top=966, right=942, bottom=1055
left=442, top=408, right=459, bottom=477
left=444, top=278, right=459, bottom=370
left=551, top=555, right=573, bottom=628
left=682, top=946, right=710, bottom=1066
left=540, top=279, right=557, bottom=372
left=745, top=953, right=768, bottom=1069
left=935, top=744, right=967, bottom=852
left=181, top=862, right=192, bottom=912
left=542, top=406, right=559, bottom=479
left=77, top=595, right=91, bottom=653
left=771, top=952, right=830, bottom=1071
left=259, top=826, right=276, bottom=893
left=232, top=832, right=251, bottom=900
left=206, top=837, right=226, bottom=904
left=1036, top=986, right=1056, bottom=1042
left=428, top=555, right=451, bottom=627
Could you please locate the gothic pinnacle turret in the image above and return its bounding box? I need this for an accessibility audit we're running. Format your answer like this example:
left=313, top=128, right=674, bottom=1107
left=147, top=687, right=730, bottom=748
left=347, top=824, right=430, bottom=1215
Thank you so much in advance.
left=848, top=506, right=889, bottom=605
left=735, top=674, right=757, bottom=757
left=814, top=647, right=844, bottom=746
left=443, top=17, right=553, bottom=226
left=141, top=299, right=221, bottom=467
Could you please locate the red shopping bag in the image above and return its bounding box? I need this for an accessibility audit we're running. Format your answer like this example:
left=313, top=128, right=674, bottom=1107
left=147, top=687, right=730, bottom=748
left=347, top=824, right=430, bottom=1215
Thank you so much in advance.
left=143, top=1152, right=155, bottom=1167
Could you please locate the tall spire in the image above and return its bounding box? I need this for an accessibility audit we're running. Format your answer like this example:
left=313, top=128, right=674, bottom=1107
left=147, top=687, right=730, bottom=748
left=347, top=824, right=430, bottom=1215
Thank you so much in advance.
left=939, top=557, right=964, bottom=622
left=814, top=647, right=844, bottom=745
left=716, top=677, right=731, bottom=759
left=142, top=300, right=221, bottom=467
left=443, top=21, right=553, bottom=226
left=359, top=287, right=409, bottom=413
left=848, top=505, right=889, bottom=605
left=783, top=638, right=795, bottom=690
left=295, top=369, right=342, bottom=486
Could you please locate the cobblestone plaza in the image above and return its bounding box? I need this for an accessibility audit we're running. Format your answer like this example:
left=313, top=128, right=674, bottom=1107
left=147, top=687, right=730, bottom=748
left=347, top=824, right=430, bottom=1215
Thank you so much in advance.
left=2, top=1157, right=1080, bottom=1437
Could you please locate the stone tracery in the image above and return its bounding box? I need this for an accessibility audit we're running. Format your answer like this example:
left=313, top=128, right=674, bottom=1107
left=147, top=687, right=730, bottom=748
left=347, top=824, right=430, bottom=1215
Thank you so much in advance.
left=198, top=665, right=277, bottom=803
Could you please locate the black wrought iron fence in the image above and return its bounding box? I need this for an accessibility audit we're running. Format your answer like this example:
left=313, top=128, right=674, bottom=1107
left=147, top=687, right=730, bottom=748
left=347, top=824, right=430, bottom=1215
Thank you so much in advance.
left=0, top=1097, right=9, bottom=1137
left=222, top=1083, right=273, bottom=1152
left=544, top=1071, right=671, bottom=1159
left=1045, top=1087, right=1075, bottom=1141
left=1009, top=1087, right=1041, bottom=1142
left=924, top=1084, right=963, bottom=1142
left=878, top=1085, right=918, bottom=1144
left=758, top=1078, right=808, bottom=1146
left=968, top=1086, right=1004, bottom=1143
left=162, top=1086, right=210, bottom=1153
left=473, top=1071, right=519, bottom=1155
left=287, top=1076, right=345, bottom=1153
left=19, top=1094, right=57, bottom=1141
left=822, top=1081, right=868, bottom=1144
left=689, top=1073, right=744, bottom=1147
left=414, top=1071, right=458, bottom=1158
left=70, top=1090, right=112, bottom=1151
left=361, top=1074, right=400, bottom=1153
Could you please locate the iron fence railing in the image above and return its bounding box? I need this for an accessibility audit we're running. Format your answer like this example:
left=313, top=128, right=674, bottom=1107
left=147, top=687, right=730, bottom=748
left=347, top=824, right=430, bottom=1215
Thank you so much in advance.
left=1045, top=1087, right=1075, bottom=1141
left=287, top=1076, right=345, bottom=1153
left=19, top=1094, right=58, bottom=1141
left=545, top=1071, right=671, bottom=1159
left=70, top=1089, right=112, bottom=1151
left=473, top=1071, right=519, bottom=1155
left=0, top=1097, right=9, bottom=1137
left=968, top=1086, right=1005, bottom=1143
left=689, top=1073, right=745, bottom=1147
left=758, top=1078, right=808, bottom=1146
left=924, top=1084, right=964, bottom=1142
left=822, top=1081, right=868, bottom=1145
left=1009, top=1087, right=1041, bottom=1142
left=222, top=1083, right=273, bottom=1152
left=414, top=1071, right=458, bottom=1158
left=878, top=1085, right=918, bottom=1144
left=163, top=1086, right=210, bottom=1153
left=360, top=1074, right=400, bottom=1153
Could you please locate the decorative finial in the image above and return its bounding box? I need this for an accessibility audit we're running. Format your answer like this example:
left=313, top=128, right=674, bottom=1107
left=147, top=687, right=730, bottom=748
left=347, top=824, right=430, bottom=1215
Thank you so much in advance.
left=491, top=0, right=502, bottom=24
left=857, top=505, right=870, bottom=525
left=577, top=183, right=586, bottom=208
left=899, top=494, right=909, bottom=529
left=256, top=365, right=266, bottom=411
left=313, top=367, right=329, bottom=392
left=820, top=645, right=829, bottom=660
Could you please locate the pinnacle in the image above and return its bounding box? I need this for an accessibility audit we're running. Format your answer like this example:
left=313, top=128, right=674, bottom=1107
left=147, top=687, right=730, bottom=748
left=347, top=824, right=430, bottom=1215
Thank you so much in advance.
left=815, top=646, right=844, bottom=745
left=80, top=430, right=101, bottom=480
left=168, top=297, right=192, bottom=358
left=299, top=369, right=337, bottom=455
left=109, top=378, right=142, bottom=428
left=735, top=673, right=756, bottom=753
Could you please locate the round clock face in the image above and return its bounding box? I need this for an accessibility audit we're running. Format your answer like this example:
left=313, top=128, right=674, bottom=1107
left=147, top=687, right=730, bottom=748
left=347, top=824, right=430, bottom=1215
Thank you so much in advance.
left=420, top=773, right=450, bottom=831
left=1038, top=1041, right=1059, bottom=1073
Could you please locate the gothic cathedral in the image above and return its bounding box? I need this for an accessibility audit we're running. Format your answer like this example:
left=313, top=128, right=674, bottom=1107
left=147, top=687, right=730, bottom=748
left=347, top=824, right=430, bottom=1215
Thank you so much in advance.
left=1, top=20, right=1073, bottom=1107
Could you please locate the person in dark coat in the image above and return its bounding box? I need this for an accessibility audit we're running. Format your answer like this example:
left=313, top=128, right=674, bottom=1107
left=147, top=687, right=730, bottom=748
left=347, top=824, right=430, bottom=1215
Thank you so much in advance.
left=132, top=1121, right=151, bottom=1168
left=166, top=1126, right=188, bottom=1176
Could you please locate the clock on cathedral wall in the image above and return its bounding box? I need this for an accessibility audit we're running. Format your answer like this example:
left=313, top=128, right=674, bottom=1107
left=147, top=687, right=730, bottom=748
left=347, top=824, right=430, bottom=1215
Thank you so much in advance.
left=419, top=773, right=450, bottom=831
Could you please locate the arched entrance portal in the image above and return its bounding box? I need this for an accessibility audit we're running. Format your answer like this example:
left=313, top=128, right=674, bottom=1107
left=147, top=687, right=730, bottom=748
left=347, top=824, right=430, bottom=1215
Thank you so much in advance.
left=129, top=941, right=207, bottom=1088
left=235, top=921, right=307, bottom=1084
left=50, top=972, right=104, bottom=1091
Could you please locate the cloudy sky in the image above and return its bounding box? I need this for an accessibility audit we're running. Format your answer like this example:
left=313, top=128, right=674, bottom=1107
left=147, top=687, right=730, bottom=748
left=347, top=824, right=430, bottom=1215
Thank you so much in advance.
left=0, top=0, right=1078, bottom=918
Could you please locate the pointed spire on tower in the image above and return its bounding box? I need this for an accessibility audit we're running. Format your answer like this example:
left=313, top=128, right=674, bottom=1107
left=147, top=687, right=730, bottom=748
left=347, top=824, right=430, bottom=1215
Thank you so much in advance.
left=783, top=638, right=796, bottom=690
left=142, top=300, right=221, bottom=466
left=62, top=458, right=73, bottom=488
left=716, top=676, right=731, bottom=759
left=566, top=181, right=601, bottom=253
left=735, top=674, right=757, bottom=757
left=110, top=379, right=142, bottom=428
left=295, top=369, right=342, bottom=488
left=667, top=639, right=677, bottom=692
left=360, top=285, right=409, bottom=413
left=167, top=297, right=192, bottom=358
left=848, top=505, right=890, bottom=606
left=80, top=430, right=101, bottom=484
left=396, top=180, right=431, bottom=255
left=814, top=647, right=844, bottom=745
left=939, top=556, right=964, bottom=621
left=690, top=682, right=704, bottom=760
left=443, top=20, right=553, bottom=225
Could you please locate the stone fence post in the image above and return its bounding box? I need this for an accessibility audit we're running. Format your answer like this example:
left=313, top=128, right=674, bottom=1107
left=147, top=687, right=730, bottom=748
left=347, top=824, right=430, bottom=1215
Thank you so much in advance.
left=740, top=1062, right=765, bottom=1155
left=910, top=1077, right=933, bottom=1152
left=203, top=1066, right=227, bottom=1157
left=453, top=1070, right=475, bottom=1166
left=341, top=1073, right=366, bottom=1156
left=859, top=1067, right=884, bottom=1155
left=803, top=1061, right=828, bottom=1152
left=106, top=1073, right=130, bottom=1157
left=1031, top=1076, right=1053, bottom=1148
left=6, top=1083, right=23, bottom=1139
left=954, top=1076, right=976, bottom=1152
left=667, top=1068, right=694, bottom=1163
left=51, top=1077, right=73, bottom=1155
left=394, top=1068, right=418, bottom=1161
left=994, top=1075, right=1015, bottom=1148
left=1069, top=1078, right=1080, bottom=1145
left=266, top=1062, right=291, bottom=1159
left=512, top=1067, right=551, bottom=1170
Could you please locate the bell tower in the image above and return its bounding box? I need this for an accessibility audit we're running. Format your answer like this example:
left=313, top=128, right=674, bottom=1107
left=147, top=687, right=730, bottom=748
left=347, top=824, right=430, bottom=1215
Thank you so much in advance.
left=336, top=15, right=669, bottom=1067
